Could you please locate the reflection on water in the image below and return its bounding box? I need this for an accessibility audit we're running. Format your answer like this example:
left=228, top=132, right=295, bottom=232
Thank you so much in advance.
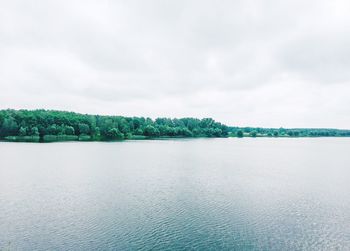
left=0, top=138, right=350, bottom=250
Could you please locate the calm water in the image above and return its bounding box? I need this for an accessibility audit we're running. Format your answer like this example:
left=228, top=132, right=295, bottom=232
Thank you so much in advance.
left=0, top=138, right=349, bottom=250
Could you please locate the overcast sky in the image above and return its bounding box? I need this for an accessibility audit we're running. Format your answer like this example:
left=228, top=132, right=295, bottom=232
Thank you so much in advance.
left=1, top=0, right=350, bottom=128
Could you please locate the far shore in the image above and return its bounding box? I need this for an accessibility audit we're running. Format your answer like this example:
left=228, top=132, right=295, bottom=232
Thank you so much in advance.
left=1, top=134, right=350, bottom=143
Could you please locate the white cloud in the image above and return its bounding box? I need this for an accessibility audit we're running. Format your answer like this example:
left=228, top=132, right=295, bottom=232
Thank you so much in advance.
left=1, top=0, right=350, bottom=128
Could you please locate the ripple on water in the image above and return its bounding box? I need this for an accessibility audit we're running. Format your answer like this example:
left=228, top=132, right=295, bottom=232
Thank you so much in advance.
left=1, top=139, right=350, bottom=250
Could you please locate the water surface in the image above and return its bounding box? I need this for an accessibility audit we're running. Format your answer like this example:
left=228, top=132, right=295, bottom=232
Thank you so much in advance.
left=0, top=138, right=349, bottom=250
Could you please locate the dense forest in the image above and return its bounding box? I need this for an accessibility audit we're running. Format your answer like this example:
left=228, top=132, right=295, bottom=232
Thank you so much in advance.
left=0, top=109, right=229, bottom=142
left=1, top=109, right=349, bottom=142
left=229, top=126, right=350, bottom=137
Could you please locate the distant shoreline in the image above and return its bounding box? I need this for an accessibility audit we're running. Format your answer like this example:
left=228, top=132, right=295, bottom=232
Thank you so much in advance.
left=1, top=109, right=350, bottom=142
left=1, top=135, right=350, bottom=144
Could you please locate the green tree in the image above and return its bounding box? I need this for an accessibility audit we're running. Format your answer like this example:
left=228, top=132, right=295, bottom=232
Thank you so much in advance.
left=64, top=126, right=75, bottom=135
left=144, top=125, right=160, bottom=137
left=237, top=130, right=244, bottom=138
left=1, top=116, right=19, bottom=136
left=106, top=128, right=124, bottom=140
left=19, top=127, right=27, bottom=136
left=31, top=127, right=40, bottom=136
left=78, top=123, right=90, bottom=135
left=46, top=124, right=58, bottom=135
left=250, top=131, right=257, bottom=137
left=0, top=109, right=236, bottom=141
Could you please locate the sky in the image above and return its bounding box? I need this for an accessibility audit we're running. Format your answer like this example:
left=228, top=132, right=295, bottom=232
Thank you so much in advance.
left=1, top=0, right=350, bottom=128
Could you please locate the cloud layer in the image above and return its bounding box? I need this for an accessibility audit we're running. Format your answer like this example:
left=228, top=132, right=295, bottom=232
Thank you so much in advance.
left=1, top=0, right=350, bottom=127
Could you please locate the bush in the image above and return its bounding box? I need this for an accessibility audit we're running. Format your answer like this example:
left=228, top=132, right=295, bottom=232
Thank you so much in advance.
left=237, top=130, right=244, bottom=138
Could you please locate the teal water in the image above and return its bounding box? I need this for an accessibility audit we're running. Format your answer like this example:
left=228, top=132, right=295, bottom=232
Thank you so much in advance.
left=0, top=138, right=349, bottom=250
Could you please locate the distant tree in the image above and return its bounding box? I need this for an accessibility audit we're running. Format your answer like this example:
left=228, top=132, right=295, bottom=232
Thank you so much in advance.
left=106, top=128, right=123, bottom=140
left=119, top=119, right=130, bottom=135
left=273, top=131, right=278, bottom=137
left=19, top=127, right=27, bottom=136
left=0, top=109, right=250, bottom=141
left=135, top=128, right=143, bottom=135
left=56, top=125, right=65, bottom=135
left=0, top=113, right=4, bottom=128
left=30, top=127, right=40, bottom=136
left=78, top=123, right=90, bottom=135
left=250, top=131, right=257, bottom=137
left=0, top=116, right=19, bottom=136
left=237, top=130, right=244, bottom=138
left=64, top=126, right=75, bottom=135
left=94, top=127, right=101, bottom=138
left=46, top=124, right=58, bottom=135
left=144, top=125, right=160, bottom=137
left=182, top=128, right=193, bottom=137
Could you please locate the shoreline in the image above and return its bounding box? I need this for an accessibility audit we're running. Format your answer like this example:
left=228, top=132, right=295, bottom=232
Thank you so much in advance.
left=1, top=135, right=350, bottom=143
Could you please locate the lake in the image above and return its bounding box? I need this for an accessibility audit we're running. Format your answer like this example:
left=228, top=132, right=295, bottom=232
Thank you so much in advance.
left=0, top=138, right=349, bottom=250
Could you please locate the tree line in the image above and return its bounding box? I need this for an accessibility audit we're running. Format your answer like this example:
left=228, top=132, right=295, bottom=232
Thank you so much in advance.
left=1, top=109, right=349, bottom=142
left=0, top=109, right=229, bottom=142
left=229, top=127, right=350, bottom=137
